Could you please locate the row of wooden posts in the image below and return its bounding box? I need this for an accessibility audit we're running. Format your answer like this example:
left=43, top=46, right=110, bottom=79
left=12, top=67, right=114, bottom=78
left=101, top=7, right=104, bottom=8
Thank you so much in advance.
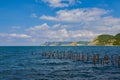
left=40, top=51, right=120, bottom=67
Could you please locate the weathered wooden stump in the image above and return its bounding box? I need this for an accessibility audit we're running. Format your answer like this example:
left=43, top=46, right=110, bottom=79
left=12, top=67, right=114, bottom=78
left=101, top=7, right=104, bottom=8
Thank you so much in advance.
left=48, top=52, right=51, bottom=59
left=82, top=52, right=84, bottom=61
left=104, top=53, right=109, bottom=64
left=111, top=55, right=115, bottom=65
left=52, top=52, right=55, bottom=59
left=97, top=53, right=100, bottom=63
left=118, top=56, right=120, bottom=67
left=93, top=54, right=97, bottom=65
left=86, top=53, right=90, bottom=62
left=76, top=53, right=80, bottom=61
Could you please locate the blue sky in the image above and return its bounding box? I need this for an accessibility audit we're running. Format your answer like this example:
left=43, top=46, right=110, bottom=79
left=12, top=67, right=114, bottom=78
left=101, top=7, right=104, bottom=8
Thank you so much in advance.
left=0, top=0, right=120, bottom=46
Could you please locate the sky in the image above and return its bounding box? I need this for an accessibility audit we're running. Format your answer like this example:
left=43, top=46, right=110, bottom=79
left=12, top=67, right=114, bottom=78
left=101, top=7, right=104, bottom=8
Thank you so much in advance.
left=0, top=0, right=120, bottom=46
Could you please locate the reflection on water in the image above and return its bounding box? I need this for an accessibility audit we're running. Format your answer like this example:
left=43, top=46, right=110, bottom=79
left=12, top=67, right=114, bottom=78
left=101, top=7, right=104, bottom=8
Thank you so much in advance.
left=0, top=46, right=120, bottom=80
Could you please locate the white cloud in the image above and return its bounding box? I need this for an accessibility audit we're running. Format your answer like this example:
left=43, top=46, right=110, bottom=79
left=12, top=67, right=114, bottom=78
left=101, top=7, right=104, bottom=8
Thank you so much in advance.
left=0, top=33, right=32, bottom=46
left=30, top=13, right=37, bottom=18
left=11, top=26, right=21, bottom=32
left=12, top=26, right=21, bottom=29
left=26, top=23, right=49, bottom=31
left=40, top=15, right=57, bottom=21
left=0, top=33, right=31, bottom=39
left=42, top=0, right=81, bottom=8
left=82, top=16, right=120, bottom=35
left=26, top=23, right=99, bottom=42
left=0, top=33, right=33, bottom=46
left=26, top=7, right=120, bottom=43
left=10, top=33, right=31, bottom=38
left=26, top=23, right=69, bottom=41
left=40, top=8, right=109, bottom=22
left=40, top=8, right=120, bottom=35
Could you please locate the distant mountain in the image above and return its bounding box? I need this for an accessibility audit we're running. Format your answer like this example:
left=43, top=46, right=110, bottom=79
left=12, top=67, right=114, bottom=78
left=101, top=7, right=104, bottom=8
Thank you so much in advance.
left=41, top=41, right=90, bottom=46
left=89, top=33, right=120, bottom=46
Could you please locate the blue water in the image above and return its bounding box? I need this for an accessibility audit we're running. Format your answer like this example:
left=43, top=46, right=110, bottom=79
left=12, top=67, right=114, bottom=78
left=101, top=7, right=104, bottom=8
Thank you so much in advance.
left=0, top=46, right=120, bottom=80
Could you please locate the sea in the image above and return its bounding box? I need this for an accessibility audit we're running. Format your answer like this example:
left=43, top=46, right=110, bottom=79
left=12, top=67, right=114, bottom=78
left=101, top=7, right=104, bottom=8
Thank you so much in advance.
left=0, top=46, right=120, bottom=80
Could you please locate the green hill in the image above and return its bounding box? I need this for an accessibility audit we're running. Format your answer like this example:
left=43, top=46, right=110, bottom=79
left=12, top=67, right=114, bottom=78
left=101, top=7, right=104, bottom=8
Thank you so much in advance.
left=113, top=33, right=120, bottom=45
left=89, top=33, right=120, bottom=46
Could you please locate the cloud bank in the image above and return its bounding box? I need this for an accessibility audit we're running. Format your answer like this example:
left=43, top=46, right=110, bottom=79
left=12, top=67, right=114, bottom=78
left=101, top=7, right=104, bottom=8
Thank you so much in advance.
left=40, top=8, right=120, bottom=35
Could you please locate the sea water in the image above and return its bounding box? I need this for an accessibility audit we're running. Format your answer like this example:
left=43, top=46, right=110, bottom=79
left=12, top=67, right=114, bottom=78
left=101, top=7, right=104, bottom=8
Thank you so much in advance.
left=0, top=46, right=120, bottom=80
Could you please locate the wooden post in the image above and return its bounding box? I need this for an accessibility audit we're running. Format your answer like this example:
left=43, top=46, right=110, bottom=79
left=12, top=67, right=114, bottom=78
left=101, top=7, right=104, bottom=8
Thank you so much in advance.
left=118, top=56, right=120, bottom=67
left=63, top=51, right=65, bottom=59
left=41, top=52, right=44, bottom=57
left=93, top=54, right=97, bottom=65
left=100, top=59, right=102, bottom=65
left=59, top=52, right=62, bottom=60
left=97, top=53, right=100, bottom=63
left=48, top=52, right=51, bottom=59
left=104, top=53, right=109, bottom=64
left=52, top=52, right=55, bottom=59
left=82, top=52, right=84, bottom=61
left=41, top=52, right=46, bottom=58
left=111, top=55, right=114, bottom=65
left=86, top=53, right=90, bottom=62
left=69, top=53, right=72, bottom=60
left=76, top=53, right=80, bottom=61
left=73, top=53, right=76, bottom=61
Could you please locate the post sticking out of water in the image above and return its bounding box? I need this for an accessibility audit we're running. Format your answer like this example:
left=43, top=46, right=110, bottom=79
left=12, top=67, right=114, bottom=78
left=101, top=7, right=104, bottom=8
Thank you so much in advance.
left=40, top=51, right=120, bottom=68
left=52, top=52, right=55, bottom=59
left=97, top=53, right=100, bottom=63
left=67, top=53, right=72, bottom=60
left=32, top=51, right=35, bottom=55
left=76, top=53, right=80, bottom=61
left=63, top=52, right=65, bottom=59
left=111, top=55, right=114, bottom=65
left=59, top=52, right=62, bottom=60
left=93, top=54, right=97, bottom=65
left=72, top=53, right=75, bottom=61
left=41, top=52, right=44, bottom=57
left=100, top=58, right=104, bottom=65
left=118, top=56, right=120, bottom=67
left=82, top=52, right=84, bottom=61
left=104, top=53, right=109, bottom=64
left=41, top=52, right=46, bottom=58
left=48, top=52, right=51, bottom=59
left=86, top=53, right=90, bottom=62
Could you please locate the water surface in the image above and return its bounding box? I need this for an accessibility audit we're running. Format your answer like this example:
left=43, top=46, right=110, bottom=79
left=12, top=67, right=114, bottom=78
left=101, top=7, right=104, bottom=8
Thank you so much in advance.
left=0, top=46, right=120, bottom=80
